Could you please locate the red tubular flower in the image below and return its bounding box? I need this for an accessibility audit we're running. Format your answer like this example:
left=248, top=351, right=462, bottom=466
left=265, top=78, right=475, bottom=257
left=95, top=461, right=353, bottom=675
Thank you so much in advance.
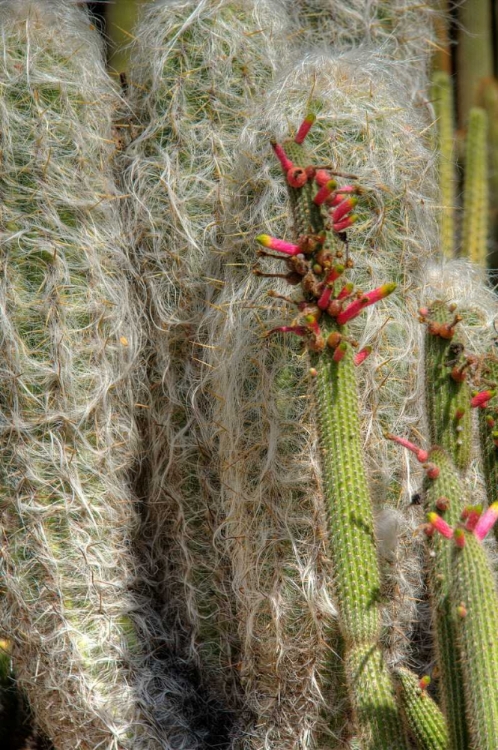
left=317, top=286, right=332, bottom=311
left=454, top=529, right=466, bottom=549
left=333, top=341, right=348, bottom=362
left=271, top=140, right=294, bottom=171
left=471, top=389, right=496, bottom=408
left=385, top=434, right=429, bottom=463
left=313, top=180, right=337, bottom=205
left=331, top=197, right=358, bottom=223
left=474, top=502, right=498, bottom=541
left=337, top=282, right=354, bottom=300
left=294, top=113, right=316, bottom=144
left=461, top=505, right=482, bottom=532
left=315, top=169, right=333, bottom=187
left=333, top=214, right=358, bottom=232
left=427, top=512, right=453, bottom=539
left=354, top=346, right=372, bottom=366
left=256, top=234, right=302, bottom=256
left=336, top=283, right=396, bottom=325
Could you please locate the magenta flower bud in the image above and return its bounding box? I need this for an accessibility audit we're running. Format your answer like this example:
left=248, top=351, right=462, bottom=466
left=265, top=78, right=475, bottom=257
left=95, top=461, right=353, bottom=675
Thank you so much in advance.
left=331, top=197, right=358, bottom=223
left=256, top=234, right=301, bottom=256
left=354, top=346, right=372, bottom=366
left=317, top=286, right=332, bottom=311
left=454, top=529, right=466, bottom=549
left=336, top=283, right=396, bottom=325
left=315, top=169, right=333, bottom=187
left=294, top=113, right=316, bottom=144
left=474, top=502, right=498, bottom=541
left=461, top=505, right=483, bottom=532
left=385, top=434, right=429, bottom=463
left=333, top=341, right=348, bottom=362
left=313, top=180, right=337, bottom=205
left=337, top=282, right=354, bottom=300
left=427, top=512, right=453, bottom=539
left=333, top=214, right=358, bottom=232
left=271, top=140, right=293, bottom=172
left=470, top=389, right=496, bottom=408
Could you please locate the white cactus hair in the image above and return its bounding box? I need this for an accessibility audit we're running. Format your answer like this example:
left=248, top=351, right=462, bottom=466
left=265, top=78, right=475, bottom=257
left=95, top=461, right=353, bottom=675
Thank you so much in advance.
left=122, top=0, right=292, bottom=743
left=0, top=1, right=187, bottom=747
left=195, top=44, right=438, bottom=747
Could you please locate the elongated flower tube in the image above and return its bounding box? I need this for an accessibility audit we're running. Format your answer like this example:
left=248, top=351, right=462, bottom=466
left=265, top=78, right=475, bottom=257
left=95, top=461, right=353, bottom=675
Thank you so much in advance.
left=256, top=234, right=302, bottom=256
left=336, top=283, right=396, bottom=325
left=474, top=502, right=498, bottom=541
left=427, top=513, right=454, bottom=539
left=385, top=434, right=429, bottom=463
left=471, top=389, right=496, bottom=408
left=294, top=113, right=316, bottom=144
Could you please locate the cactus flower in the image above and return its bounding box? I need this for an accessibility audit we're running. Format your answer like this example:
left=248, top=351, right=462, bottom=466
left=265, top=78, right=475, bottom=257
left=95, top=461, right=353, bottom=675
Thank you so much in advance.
left=474, top=502, right=498, bottom=540
left=471, top=389, right=496, bottom=408
left=294, top=113, right=316, bottom=144
left=336, top=283, right=396, bottom=325
left=256, top=234, right=302, bottom=256
left=385, top=434, right=429, bottom=463
left=427, top=512, right=454, bottom=539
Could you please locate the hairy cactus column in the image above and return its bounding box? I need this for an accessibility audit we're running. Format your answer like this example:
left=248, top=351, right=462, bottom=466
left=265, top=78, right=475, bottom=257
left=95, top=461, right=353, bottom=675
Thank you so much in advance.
left=0, top=2, right=157, bottom=748
left=199, top=48, right=437, bottom=748
left=123, top=0, right=291, bottom=737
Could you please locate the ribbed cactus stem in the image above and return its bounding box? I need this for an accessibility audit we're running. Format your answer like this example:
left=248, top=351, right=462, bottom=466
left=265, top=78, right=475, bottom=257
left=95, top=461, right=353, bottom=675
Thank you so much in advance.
left=424, top=449, right=469, bottom=750
left=346, top=644, right=408, bottom=750
left=456, top=0, right=493, bottom=127
left=461, top=107, right=489, bottom=266
left=395, top=668, right=449, bottom=750
left=479, top=78, right=498, bottom=267
left=477, top=355, right=498, bottom=524
left=271, top=134, right=408, bottom=748
left=431, top=72, right=456, bottom=258
left=451, top=531, right=498, bottom=749
left=423, top=302, right=472, bottom=471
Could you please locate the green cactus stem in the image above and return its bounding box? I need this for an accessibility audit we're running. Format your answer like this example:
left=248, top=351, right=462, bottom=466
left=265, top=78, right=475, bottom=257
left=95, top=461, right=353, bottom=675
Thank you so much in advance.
left=431, top=72, right=456, bottom=259
left=423, top=448, right=469, bottom=750
left=451, top=530, right=498, bottom=749
left=422, top=302, right=472, bottom=471
left=256, top=127, right=408, bottom=749
left=346, top=644, right=407, bottom=750
left=395, top=668, right=449, bottom=750
left=479, top=79, right=498, bottom=269
left=461, top=107, right=489, bottom=267
left=456, top=0, right=494, bottom=127
left=477, top=355, right=498, bottom=510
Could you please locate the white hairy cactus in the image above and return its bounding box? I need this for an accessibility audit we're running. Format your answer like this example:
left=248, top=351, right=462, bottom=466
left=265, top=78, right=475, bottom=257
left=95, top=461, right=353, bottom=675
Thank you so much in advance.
left=122, top=1, right=291, bottom=737
left=196, top=47, right=438, bottom=748
left=0, top=2, right=173, bottom=748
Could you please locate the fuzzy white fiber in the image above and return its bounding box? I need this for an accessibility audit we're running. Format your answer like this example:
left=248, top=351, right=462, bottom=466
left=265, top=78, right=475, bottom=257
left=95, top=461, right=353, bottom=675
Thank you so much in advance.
left=195, top=46, right=438, bottom=748
left=0, top=2, right=176, bottom=748
left=123, top=0, right=292, bottom=743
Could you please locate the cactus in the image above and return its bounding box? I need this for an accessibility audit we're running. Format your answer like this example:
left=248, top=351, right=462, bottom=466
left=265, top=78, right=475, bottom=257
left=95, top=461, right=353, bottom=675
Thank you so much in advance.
left=431, top=72, right=456, bottom=259
left=0, top=2, right=170, bottom=747
left=395, top=669, right=449, bottom=750
left=456, top=0, right=494, bottom=127
left=461, top=107, right=489, bottom=266
left=477, top=356, right=498, bottom=517
left=122, top=0, right=292, bottom=741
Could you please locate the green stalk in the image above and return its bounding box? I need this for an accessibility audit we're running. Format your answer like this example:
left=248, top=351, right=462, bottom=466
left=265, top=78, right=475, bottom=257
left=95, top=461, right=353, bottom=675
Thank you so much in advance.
left=456, top=0, right=493, bottom=127
left=461, top=108, right=489, bottom=267
left=431, top=72, right=456, bottom=258
left=423, top=449, right=469, bottom=750
left=395, top=668, right=449, bottom=750
left=451, top=531, right=498, bottom=749
left=275, top=137, right=408, bottom=749
left=423, top=302, right=472, bottom=471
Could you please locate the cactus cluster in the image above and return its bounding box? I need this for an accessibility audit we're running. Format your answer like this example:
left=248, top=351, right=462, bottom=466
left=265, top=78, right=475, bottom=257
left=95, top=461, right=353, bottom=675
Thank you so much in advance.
left=1, top=1, right=498, bottom=750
